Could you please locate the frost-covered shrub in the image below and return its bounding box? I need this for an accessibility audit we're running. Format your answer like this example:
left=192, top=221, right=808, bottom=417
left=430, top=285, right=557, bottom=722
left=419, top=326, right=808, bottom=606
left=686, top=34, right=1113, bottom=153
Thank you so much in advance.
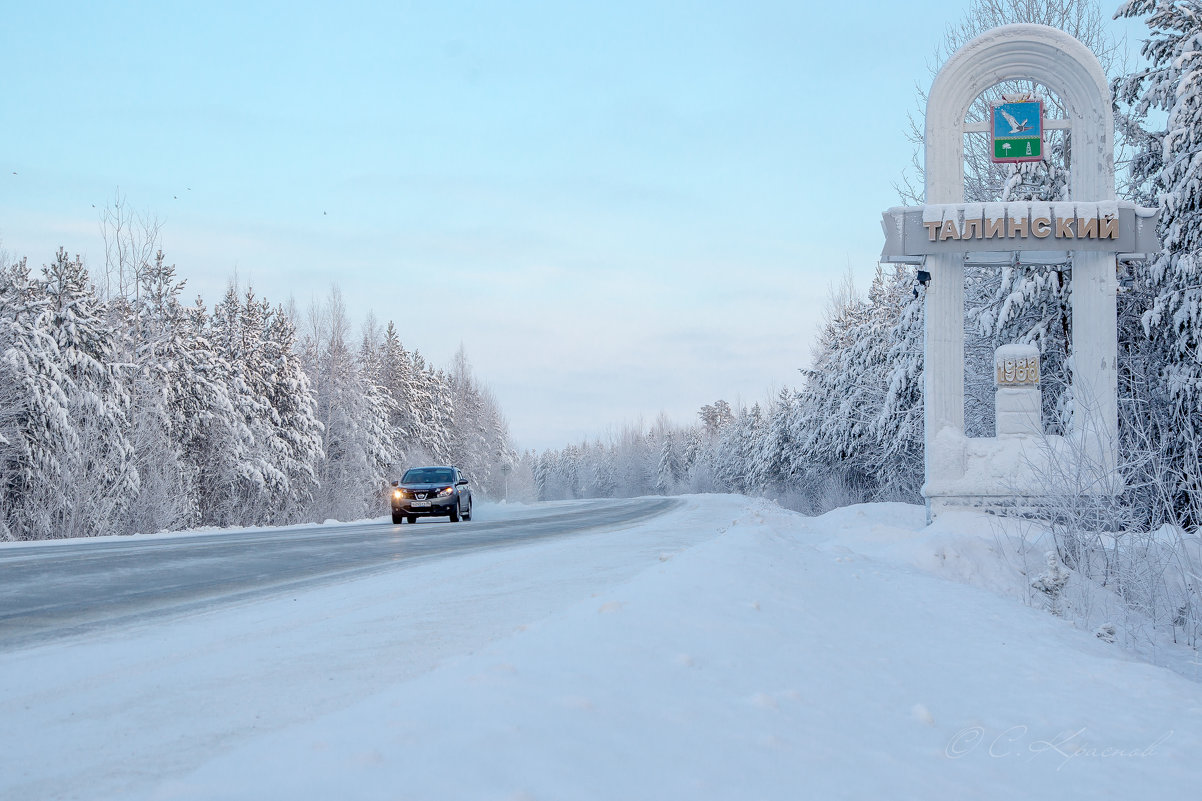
left=998, top=411, right=1202, bottom=652
left=1032, top=550, right=1071, bottom=616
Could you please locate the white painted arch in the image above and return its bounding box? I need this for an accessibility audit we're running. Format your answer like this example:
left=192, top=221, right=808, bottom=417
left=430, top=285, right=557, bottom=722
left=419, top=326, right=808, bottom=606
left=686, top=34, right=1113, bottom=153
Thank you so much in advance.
left=920, top=24, right=1119, bottom=517
left=925, top=23, right=1114, bottom=204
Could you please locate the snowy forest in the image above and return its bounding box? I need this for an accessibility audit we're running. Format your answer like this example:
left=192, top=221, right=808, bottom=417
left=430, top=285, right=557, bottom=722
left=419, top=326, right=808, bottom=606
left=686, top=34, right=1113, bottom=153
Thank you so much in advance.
left=5, top=1, right=1202, bottom=545
left=0, top=218, right=515, bottom=540
left=533, top=0, right=1202, bottom=536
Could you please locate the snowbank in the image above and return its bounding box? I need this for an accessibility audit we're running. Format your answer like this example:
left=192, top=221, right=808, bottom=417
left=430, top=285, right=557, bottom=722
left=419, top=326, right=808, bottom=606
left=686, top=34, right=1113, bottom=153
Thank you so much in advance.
left=3, top=496, right=1200, bottom=800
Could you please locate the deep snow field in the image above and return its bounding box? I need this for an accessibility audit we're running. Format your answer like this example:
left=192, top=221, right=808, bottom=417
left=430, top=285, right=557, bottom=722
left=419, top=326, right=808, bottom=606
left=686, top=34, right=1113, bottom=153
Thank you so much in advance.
left=2, top=495, right=1201, bottom=800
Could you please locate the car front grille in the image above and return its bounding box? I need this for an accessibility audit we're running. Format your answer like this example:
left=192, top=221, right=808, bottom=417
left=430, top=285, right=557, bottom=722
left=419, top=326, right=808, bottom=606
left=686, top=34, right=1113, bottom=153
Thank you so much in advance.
left=399, top=489, right=440, bottom=500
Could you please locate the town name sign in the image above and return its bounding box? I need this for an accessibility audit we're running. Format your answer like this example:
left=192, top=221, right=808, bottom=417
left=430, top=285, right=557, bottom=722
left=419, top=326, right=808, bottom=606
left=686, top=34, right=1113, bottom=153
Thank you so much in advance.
left=880, top=200, right=1158, bottom=261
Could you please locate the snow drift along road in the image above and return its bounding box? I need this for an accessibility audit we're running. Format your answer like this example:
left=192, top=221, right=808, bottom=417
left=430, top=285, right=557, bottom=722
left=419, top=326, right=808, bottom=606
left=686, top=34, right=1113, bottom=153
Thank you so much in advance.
left=1, top=496, right=1200, bottom=801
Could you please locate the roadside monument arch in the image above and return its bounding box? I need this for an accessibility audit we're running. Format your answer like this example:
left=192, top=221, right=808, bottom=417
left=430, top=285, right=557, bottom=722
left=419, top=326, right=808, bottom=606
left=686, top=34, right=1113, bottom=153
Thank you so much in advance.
left=880, top=24, right=1159, bottom=519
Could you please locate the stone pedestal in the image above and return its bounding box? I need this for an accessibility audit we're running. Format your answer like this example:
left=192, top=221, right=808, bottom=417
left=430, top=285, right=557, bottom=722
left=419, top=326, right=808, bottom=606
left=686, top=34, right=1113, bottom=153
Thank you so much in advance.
left=995, top=344, right=1041, bottom=438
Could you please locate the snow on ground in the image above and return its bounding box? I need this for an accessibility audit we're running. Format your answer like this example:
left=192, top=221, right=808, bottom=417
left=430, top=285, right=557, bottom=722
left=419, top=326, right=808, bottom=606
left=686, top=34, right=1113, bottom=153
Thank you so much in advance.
left=3, top=496, right=1201, bottom=800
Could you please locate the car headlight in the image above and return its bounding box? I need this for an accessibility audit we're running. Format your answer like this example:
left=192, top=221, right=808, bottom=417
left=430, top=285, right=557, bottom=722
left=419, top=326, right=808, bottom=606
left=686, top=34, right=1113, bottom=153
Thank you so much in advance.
left=393, top=489, right=403, bottom=500
left=438, top=486, right=454, bottom=497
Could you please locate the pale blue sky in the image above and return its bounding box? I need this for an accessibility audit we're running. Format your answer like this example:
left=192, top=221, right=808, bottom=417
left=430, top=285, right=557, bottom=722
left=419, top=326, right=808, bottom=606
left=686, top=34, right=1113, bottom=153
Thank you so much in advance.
left=0, top=1, right=1145, bottom=450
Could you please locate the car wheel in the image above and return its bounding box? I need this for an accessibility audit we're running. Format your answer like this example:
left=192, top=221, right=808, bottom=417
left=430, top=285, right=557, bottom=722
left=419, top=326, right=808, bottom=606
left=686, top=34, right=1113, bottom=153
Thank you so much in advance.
left=449, top=503, right=460, bottom=523
left=407, top=516, right=417, bottom=525
left=463, top=501, right=472, bottom=521
left=392, top=512, right=404, bottom=524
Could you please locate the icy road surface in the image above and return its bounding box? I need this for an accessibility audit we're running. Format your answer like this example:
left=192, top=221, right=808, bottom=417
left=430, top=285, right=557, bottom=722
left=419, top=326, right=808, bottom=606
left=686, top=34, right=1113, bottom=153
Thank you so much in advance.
left=0, top=497, right=677, bottom=650
left=2, top=495, right=1201, bottom=800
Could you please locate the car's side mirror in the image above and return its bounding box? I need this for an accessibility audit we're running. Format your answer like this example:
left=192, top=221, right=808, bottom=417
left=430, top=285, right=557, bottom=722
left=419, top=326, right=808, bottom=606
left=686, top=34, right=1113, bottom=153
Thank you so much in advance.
left=457, top=479, right=468, bottom=486
left=390, top=480, right=399, bottom=487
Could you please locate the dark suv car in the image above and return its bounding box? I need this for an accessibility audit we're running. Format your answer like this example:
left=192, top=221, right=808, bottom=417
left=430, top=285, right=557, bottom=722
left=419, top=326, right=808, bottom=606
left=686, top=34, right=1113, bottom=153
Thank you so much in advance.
left=391, top=466, right=472, bottom=524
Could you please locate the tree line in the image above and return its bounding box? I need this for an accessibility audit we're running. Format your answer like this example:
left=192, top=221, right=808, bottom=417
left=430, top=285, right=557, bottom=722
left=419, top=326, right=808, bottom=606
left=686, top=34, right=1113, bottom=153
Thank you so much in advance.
left=534, top=1, right=1202, bottom=536
left=6, top=1, right=1202, bottom=550
left=0, top=237, right=514, bottom=540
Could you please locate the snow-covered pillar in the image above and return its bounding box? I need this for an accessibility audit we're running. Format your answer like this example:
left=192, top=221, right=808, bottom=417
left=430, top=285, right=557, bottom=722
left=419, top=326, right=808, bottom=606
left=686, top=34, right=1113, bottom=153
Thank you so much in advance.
left=995, top=344, right=1041, bottom=437
left=1070, top=250, right=1119, bottom=473
left=924, top=252, right=965, bottom=452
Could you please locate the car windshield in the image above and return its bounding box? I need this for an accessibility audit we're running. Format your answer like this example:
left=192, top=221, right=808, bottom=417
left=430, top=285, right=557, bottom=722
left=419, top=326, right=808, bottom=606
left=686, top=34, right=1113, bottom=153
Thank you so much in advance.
left=401, top=468, right=455, bottom=484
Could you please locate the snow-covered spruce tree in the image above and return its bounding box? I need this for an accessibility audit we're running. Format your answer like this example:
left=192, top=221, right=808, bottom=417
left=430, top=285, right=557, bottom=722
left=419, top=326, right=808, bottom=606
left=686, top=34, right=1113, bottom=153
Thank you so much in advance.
left=432, top=367, right=459, bottom=464
left=574, top=440, right=598, bottom=497
left=777, top=265, right=927, bottom=508
left=1111, top=43, right=1173, bottom=532
left=533, top=450, right=553, bottom=501
left=654, top=428, right=683, bottom=495
left=876, top=273, right=925, bottom=497
left=209, top=285, right=287, bottom=526
left=559, top=443, right=582, bottom=499
left=611, top=423, right=656, bottom=497
left=476, top=389, right=516, bottom=495
left=788, top=268, right=895, bottom=506
left=126, top=373, right=189, bottom=534
left=379, top=321, right=418, bottom=464
left=584, top=437, right=615, bottom=493
left=358, top=315, right=404, bottom=477
left=445, top=345, right=515, bottom=496
left=712, top=404, right=763, bottom=496
left=300, top=288, right=394, bottom=522
left=408, top=351, right=453, bottom=465
left=542, top=448, right=572, bottom=501
left=125, top=252, right=198, bottom=534
left=1115, top=0, right=1202, bottom=522
left=245, top=292, right=300, bottom=518
left=185, top=295, right=257, bottom=527
left=0, top=258, right=74, bottom=540
left=865, top=265, right=927, bottom=501
left=39, top=249, right=138, bottom=538
left=687, top=401, right=733, bottom=493
left=680, top=424, right=705, bottom=490
left=262, top=302, right=324, bottom=523
left=789, top=274, right=863, bottom=501
left=447, top=345, right=483, bottom=484
left=743, top=389, right=796, bottom=496
left=372, top=323, right=466, bottom=479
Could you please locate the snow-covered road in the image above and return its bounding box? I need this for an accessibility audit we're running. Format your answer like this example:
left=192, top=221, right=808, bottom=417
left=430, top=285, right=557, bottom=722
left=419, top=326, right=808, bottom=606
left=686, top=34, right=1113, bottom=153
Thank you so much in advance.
left=2, top=496, right=1200, bottom=800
